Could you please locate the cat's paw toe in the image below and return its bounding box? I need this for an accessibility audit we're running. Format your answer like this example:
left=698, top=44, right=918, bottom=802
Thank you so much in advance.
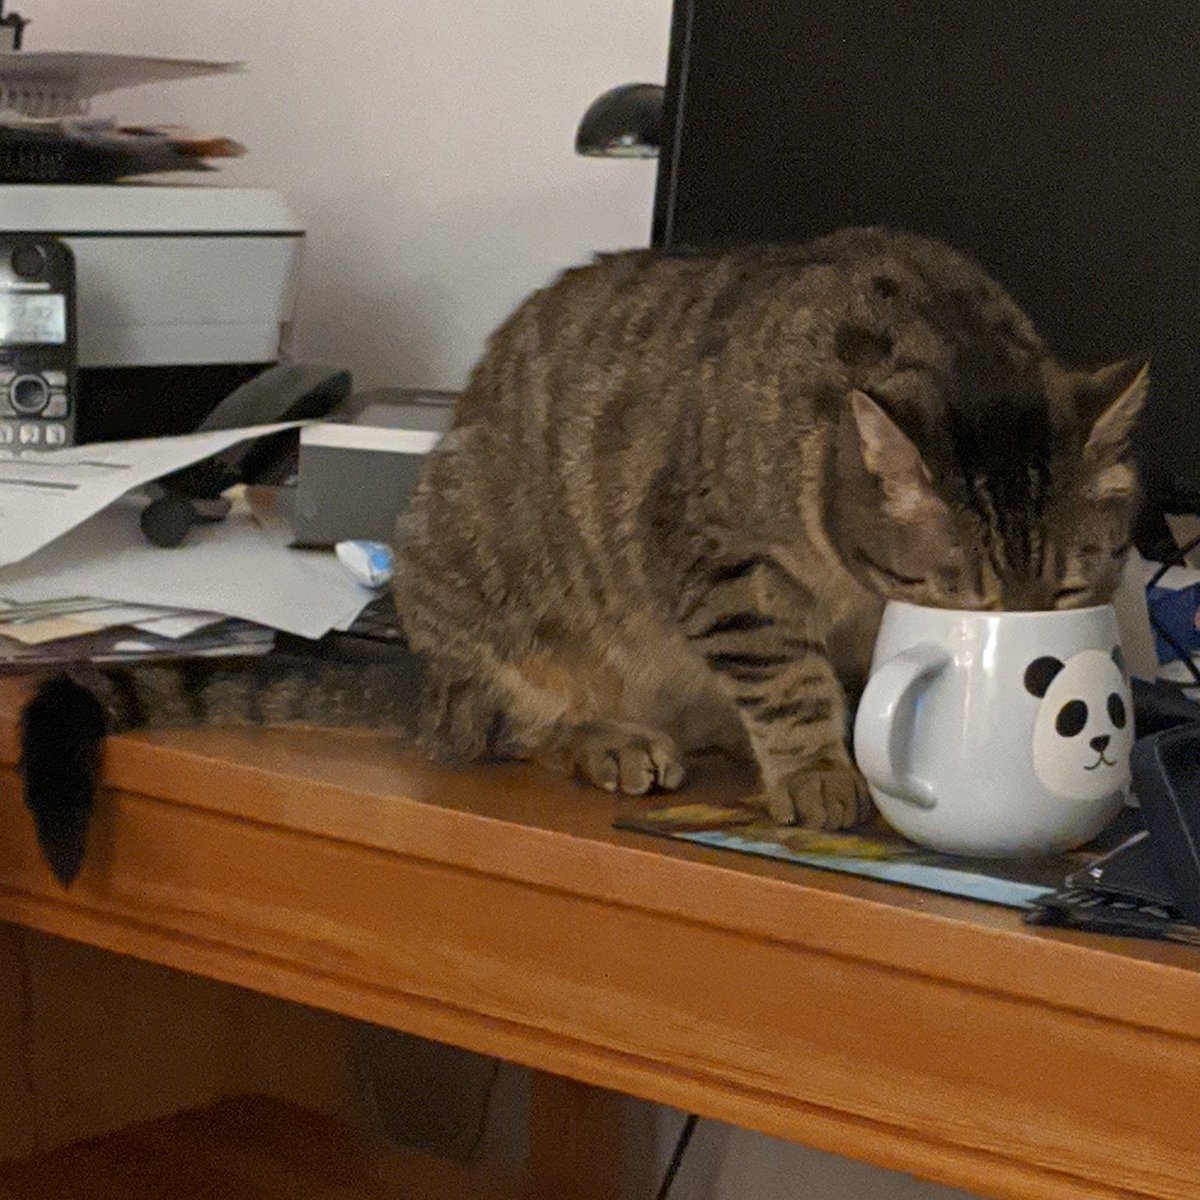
left=573, top=724, right=685, bottom=795
left=760, top=759, right=872, bottom=829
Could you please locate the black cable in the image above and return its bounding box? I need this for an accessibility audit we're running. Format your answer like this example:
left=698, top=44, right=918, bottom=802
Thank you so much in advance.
left=1149, top=530, right=1200, bottom=590
left=464, top=1059, right=502, bottom=1162
left=655, top=1113, right=699, bottom=1200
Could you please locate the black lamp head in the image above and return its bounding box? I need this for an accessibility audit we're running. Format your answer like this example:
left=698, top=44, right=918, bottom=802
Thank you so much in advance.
left=575, top=83, right=664, bottom=158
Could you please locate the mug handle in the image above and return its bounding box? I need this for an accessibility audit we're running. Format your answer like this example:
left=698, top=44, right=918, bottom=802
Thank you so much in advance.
left=853, top=642, right=951, bottom=810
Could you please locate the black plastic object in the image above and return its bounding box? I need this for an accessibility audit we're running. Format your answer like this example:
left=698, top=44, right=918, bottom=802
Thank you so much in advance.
left=575, top=84, right=663, bottom=157
left=1130, top=725, right=1200, bottom=923
left=139, top=494, right=231, bottom=549
left=1070, top=830, right=1178, bottom=910
left=162, top=363, right=352, bottom=500
left=0, top=236, right=77, bottom=447
left=651, top=0, right=1200, bottom=505
left=1132, top=678, right=1200, bottom=737
left=142, top=363, right=351, bottom=547
left=75, top=362, right=269, bottom=444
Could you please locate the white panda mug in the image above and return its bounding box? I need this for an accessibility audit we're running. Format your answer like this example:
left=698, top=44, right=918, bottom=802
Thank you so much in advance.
left=853, top=601, right=1132, bottom=858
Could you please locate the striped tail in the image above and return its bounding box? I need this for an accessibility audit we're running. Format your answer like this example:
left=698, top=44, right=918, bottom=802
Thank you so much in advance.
left=19, top=655, right=419, bottom=886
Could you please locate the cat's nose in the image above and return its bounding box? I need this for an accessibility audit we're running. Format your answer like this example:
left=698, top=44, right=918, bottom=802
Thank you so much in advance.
left=1090, top=734, right=1111, bottom=753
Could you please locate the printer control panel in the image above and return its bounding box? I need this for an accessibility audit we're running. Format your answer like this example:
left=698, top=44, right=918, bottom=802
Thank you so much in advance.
left=0, top=238, right=76, bottom=451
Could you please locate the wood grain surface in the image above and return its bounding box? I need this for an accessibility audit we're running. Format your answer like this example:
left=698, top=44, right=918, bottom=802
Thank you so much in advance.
left=0, top=1094, right=527, bottom=1199
left=0, top=677, right=1196, bottom=1200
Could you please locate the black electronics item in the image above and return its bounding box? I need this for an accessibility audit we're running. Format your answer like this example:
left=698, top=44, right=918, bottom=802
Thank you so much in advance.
left=139, top=363, right=352, bottom=547
left=0, top=237, right=76, bottom=451
left=1130, top=725, right=1200, bottom=923
left=653, top=0, right=1200, bottom=505
left=138, top=494, right=232, bottom=549
left=1026, top=884, right=1200, bottom=943
left=1069, top=830, right=1180, bottom=911
left=1131, top=677, right=1200, bottom=738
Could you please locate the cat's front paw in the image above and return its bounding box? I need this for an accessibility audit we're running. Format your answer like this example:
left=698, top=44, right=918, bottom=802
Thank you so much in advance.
left=758, top=758, right=873, bottom=829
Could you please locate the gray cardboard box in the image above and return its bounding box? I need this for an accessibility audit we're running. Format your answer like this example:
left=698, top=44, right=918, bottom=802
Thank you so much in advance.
left=292, top=393, right=454, bottom=547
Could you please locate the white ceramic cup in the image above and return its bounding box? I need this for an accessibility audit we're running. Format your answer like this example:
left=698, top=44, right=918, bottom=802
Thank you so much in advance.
left=852, top=601, right=1132, bottom=857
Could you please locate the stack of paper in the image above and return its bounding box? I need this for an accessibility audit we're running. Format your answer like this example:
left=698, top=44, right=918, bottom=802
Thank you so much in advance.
left=0, top=497, right=376, bottom=632
left=0, top=597, right=225, bottom=645
left=0, top=52, right=244, bottom=118
left=0, top=421, right=305, bottom=568
left=0, top=53, right=245, bottom=182
left=0, top=423, right=381, bottom=668
left=0, top=595, right=274, bottom=671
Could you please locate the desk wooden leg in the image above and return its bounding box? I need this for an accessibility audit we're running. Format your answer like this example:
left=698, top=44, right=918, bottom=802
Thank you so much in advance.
left=528, top=1071, right=624, bottom=1200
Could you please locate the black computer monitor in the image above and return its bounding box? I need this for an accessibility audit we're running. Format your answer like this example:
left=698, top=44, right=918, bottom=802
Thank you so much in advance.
left=652, top=0, right=1200, bottom=504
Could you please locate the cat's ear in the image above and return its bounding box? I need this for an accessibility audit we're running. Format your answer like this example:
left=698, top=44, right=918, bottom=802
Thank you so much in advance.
left=848, top=390, right=942, bottom=522
left=1080, top=359, right=1148, bottom=500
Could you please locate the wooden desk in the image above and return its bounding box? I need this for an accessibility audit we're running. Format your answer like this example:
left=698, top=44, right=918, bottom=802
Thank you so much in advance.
left=0, top=677, right=1196, bottom=1200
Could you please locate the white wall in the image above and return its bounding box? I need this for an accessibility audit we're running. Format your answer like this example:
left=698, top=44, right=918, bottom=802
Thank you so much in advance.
left=31, top=0, right=666, bottom=391
left=28, top=4, right=978, bottom=1197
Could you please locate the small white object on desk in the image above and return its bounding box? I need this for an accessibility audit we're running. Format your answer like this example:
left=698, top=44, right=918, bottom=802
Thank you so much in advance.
left=335, top=540, right=394, bottom=589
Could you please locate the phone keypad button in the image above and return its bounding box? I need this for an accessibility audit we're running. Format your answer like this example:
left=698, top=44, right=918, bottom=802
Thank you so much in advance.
left=43, top=393, right=68, bottom=419
left=18, top=424, right=40, bottom=445
left=0, top=423, right=14, bottom=445
left=44, top=423, right=66, bottom=447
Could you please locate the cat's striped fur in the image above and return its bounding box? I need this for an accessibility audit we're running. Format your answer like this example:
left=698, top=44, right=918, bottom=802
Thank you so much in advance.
left=394, top=227, right=1146, bottom=826
left=18, top=226, right=1147, bottom=882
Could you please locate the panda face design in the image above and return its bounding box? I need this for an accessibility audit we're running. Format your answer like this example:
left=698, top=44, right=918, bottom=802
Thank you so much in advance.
left=1023, top=648, right=1133, bottom=802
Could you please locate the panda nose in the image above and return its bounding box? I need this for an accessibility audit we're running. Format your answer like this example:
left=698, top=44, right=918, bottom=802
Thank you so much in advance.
left=1090, top=734, right=1111, bottom=753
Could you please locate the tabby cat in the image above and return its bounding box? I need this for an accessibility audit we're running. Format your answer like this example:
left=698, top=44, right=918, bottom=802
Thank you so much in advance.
left=393, top=227, right=1146, bottom=827
left=18, top=226, right=1146, bottom=883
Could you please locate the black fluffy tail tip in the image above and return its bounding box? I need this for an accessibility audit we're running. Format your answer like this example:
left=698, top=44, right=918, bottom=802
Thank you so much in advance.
left=19, top=676, right=108, bottom=887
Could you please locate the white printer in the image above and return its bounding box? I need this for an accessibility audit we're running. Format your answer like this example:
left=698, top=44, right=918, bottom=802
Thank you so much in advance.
left=0, top=184, right=304, bottom=441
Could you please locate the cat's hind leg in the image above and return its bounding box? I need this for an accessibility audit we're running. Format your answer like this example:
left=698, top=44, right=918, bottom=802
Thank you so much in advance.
left=533, top=719, right=685, bottom=795
left=417, top=659, right=515, bottom=761
left=497, top=646, right=690, bottom=794
left=415, top=638, right=688, bottom=797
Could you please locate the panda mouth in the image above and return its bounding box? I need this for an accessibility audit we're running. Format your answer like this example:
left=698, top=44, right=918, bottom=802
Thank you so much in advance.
left=1084, top=753, right=1117, bottom=771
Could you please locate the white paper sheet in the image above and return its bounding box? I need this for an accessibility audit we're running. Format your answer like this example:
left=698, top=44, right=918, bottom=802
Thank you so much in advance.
left=130, top=612, right=226, bottom=640
left=0, top=52, right=242, bottom=106
left=0, top=498, right=372, bottom=639
left=0, top=422, right=302, bottom=568
left=0, top=603, right=174, bottom=644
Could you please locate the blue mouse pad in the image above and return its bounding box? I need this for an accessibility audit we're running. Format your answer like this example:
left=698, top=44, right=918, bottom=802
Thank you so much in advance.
left=615, top=802, right=1141, bottom=910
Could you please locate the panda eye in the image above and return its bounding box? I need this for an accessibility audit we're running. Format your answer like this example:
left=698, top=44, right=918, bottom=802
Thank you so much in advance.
left=1108, top=693, right=1127, bottom=729
left=1056, top=700, right=1088, bottom=737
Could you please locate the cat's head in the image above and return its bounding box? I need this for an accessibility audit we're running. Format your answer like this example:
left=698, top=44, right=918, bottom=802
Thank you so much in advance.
left=828, top=359, right=1147, bottom=610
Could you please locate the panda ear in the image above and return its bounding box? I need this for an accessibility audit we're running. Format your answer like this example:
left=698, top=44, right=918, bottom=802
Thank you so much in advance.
left=1025, top=656, right=1065, bottom=698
